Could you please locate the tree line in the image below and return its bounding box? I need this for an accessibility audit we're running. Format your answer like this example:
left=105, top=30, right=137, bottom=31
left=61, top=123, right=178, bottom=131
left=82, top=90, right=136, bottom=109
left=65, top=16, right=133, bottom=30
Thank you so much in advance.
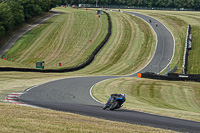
left=61, top=0, right=200, bottom=9
left=1, top=0, right=200, bottom=39
left=0, top=0, right=60, bottom=39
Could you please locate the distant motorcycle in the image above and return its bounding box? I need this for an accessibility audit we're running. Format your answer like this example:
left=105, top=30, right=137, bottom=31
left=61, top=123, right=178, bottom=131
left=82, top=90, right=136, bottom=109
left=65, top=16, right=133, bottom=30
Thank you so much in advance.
left=149, top=19, right=152, bottom=23
left=155, top=23, right=158, bottom=27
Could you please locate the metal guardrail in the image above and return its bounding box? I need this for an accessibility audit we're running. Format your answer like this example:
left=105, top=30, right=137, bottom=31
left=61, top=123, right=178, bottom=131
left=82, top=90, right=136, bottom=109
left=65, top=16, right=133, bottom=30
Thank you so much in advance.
left=183, top=25, right=192, bottom=74
left=79, top=4, right=195, bottom=11
left=140, top=72, right=200, bottom=82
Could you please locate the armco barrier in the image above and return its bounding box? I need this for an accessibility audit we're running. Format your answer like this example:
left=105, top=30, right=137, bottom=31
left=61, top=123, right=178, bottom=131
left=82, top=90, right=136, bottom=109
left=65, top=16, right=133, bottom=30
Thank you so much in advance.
left=183, top=25, right=192, bottom=74
left=140, top=72, right=200, bottom=82
left=0, top=11, right=112, bottom=73
left=168, top=73, right=200, bottom=81
left=80, top=4, right=195, bottom=11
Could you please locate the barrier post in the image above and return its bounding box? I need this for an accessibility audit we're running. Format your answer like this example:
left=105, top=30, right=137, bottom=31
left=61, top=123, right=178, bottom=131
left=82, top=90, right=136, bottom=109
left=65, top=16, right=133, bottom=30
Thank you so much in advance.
left=137, top=73, right=142, bottom=78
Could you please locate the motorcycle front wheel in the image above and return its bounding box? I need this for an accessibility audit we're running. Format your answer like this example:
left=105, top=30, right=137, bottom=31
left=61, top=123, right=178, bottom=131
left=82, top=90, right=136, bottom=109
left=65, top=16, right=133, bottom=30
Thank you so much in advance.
left=109, top=101, right=119, bottom=110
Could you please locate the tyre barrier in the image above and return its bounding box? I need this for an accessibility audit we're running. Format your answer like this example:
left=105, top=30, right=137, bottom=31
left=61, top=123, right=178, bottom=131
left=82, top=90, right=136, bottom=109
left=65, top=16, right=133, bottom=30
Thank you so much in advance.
left=0, top=11, right=112, bottom=73
left=138, top=72, right=200, bottom=82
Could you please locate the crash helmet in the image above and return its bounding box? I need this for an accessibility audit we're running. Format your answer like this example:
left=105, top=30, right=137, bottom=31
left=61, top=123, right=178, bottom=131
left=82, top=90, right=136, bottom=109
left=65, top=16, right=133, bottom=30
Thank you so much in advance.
left=121, top=93, right=125, bottom=97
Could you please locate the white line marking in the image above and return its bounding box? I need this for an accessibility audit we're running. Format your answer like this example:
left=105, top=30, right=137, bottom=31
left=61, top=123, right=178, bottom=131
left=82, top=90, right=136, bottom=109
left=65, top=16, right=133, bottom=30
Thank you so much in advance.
left=15, top=11, right=175, bottom=117
left=132, top=11, right=175, bottom=74
left=90, top=11, right=175, bottom=105
left=126, top=13, right=158, bottom=76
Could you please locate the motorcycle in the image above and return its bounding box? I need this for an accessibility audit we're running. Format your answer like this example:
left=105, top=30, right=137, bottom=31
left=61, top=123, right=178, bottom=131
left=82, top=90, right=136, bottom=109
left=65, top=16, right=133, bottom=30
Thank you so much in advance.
left=108, top=95, right=125, bottom=110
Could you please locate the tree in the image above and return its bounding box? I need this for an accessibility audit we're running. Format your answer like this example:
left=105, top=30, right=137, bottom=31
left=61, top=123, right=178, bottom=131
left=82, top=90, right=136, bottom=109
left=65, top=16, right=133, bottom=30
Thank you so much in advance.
left=187, top=0, right=195, bottom=8
left=20, top=0, right=36, bottom=19
left=0, top=23, right=5, bottom=38
left=125, top=0, right=135, bottom=6
left=147, top=0, right=154, bottom=7
left=193, top=0, right=200, bottom=9
left=137, top=0, right=142, bottom=6
left=0, top=3, right=14, bottom=31
left=35, top=0, right=49, bottom=12
left=173, top=0, right=185, bottom=8
left=7, top=0, right=24, bottom=25
left=50, top=0, right=61, bottom=8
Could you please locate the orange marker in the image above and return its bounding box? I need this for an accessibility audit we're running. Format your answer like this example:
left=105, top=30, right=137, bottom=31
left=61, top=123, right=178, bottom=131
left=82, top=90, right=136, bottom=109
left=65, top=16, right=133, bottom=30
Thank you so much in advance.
left=137, top=73, right=142, bottom=78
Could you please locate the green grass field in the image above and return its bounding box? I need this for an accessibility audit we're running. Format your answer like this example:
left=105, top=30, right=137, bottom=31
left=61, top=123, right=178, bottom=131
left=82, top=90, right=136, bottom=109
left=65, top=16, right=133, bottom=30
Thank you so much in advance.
left=188, top=26, right=200, bottom=74
left=0, top=8, right=162, bottom=132
left=122, top=9, right=200, bottom=74
left=92, top=77, right=200, bottom=122
left=1, top=8, right=156, bottom=75
left=3, top=7, right=108, bottom=69
left=76, top=10, right=156, bottom=75
left=0, top=12, right=54, bottom=49
left=0, top=7, right=200, bottom=133
left=0, top=103, right=176, bottom=133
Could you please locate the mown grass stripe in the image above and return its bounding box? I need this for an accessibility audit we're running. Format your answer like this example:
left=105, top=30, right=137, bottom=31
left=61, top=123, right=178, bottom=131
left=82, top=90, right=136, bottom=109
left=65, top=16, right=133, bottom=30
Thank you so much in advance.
left=92, top=77, right=200, bottom=121
left=80, top=11, right=155, bottom=75
left=123, top=9, right=200, bottom=74
left=1, top=8, right=111, bottom=72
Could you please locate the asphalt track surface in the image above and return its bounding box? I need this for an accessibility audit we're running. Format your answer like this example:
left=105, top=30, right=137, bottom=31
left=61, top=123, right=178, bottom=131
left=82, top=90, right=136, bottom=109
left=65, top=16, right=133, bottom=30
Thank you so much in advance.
left=19, top=11, right=200, bottom=132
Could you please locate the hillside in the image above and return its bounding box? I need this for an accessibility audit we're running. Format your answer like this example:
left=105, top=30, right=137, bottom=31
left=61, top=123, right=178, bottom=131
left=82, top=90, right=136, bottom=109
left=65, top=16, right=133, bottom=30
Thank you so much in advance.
left=0, top=8, right=200, bottom=133
left=2, top=8, right=108, bottom=69
left=123, top=9, right=200, bottom=74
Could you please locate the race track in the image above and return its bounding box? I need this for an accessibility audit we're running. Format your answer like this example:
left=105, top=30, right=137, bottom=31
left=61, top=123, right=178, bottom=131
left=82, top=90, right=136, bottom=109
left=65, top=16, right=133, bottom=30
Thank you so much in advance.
left=19, top=11, right=200, bottom=132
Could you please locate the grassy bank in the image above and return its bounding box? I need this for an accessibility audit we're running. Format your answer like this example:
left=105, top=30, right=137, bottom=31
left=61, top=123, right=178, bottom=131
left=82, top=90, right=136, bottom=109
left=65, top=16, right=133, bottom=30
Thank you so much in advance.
left=0, top=103, right=176, bottom=133
left=0, top=8, right=159, bottom=132
left=3, top=7, right=108, bottom=69
left=92, top=77, right=200, bottom=122
left=122, top=9, right=200, bottom=74
left=1, top=8, right=156, bottom=76
left=1, top=8, right=199, bottom=132
left=2, top=9, right=200, bottom=74
left=76, top=11, right=156, bottom=75
left=0, top=12, right=54, bottom=49
left=188, top=26, right=200, bottom=74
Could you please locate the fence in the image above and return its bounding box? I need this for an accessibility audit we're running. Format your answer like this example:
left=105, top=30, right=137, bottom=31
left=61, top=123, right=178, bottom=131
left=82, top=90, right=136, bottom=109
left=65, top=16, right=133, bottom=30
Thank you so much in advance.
left=79, top=4, right=195, bottom=11
left=183, top=25, right=192, bottom=74
left=140, top=72, right=200, bottom=82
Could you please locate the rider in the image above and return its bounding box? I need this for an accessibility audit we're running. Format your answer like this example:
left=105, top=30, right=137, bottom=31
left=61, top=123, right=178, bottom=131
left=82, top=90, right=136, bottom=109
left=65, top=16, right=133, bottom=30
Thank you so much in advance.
left=103, top=93, right=126, bottom=109
left=149, top=19, right=152, bottom=23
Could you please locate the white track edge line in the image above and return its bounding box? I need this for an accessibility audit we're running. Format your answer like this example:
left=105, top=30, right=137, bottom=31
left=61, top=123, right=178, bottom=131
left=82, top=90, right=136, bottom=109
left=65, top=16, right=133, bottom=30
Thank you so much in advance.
left=126, top=12, right=158, bottom=76
left=132, top=11, right=176, bottom=74
left=90, top=10, right=176, bottom=106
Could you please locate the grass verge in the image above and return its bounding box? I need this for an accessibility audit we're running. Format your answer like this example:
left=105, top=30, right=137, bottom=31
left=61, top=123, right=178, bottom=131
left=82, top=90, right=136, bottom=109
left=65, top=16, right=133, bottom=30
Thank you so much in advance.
left=92, top=77, right=200, bottom=122
left=1, top=8, right=199, bottom=132
left=122, top=9, right=200, bottom=74
left=0, top=103, right=176, bottom=133
left=188, top=26, right=200, bottom=74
